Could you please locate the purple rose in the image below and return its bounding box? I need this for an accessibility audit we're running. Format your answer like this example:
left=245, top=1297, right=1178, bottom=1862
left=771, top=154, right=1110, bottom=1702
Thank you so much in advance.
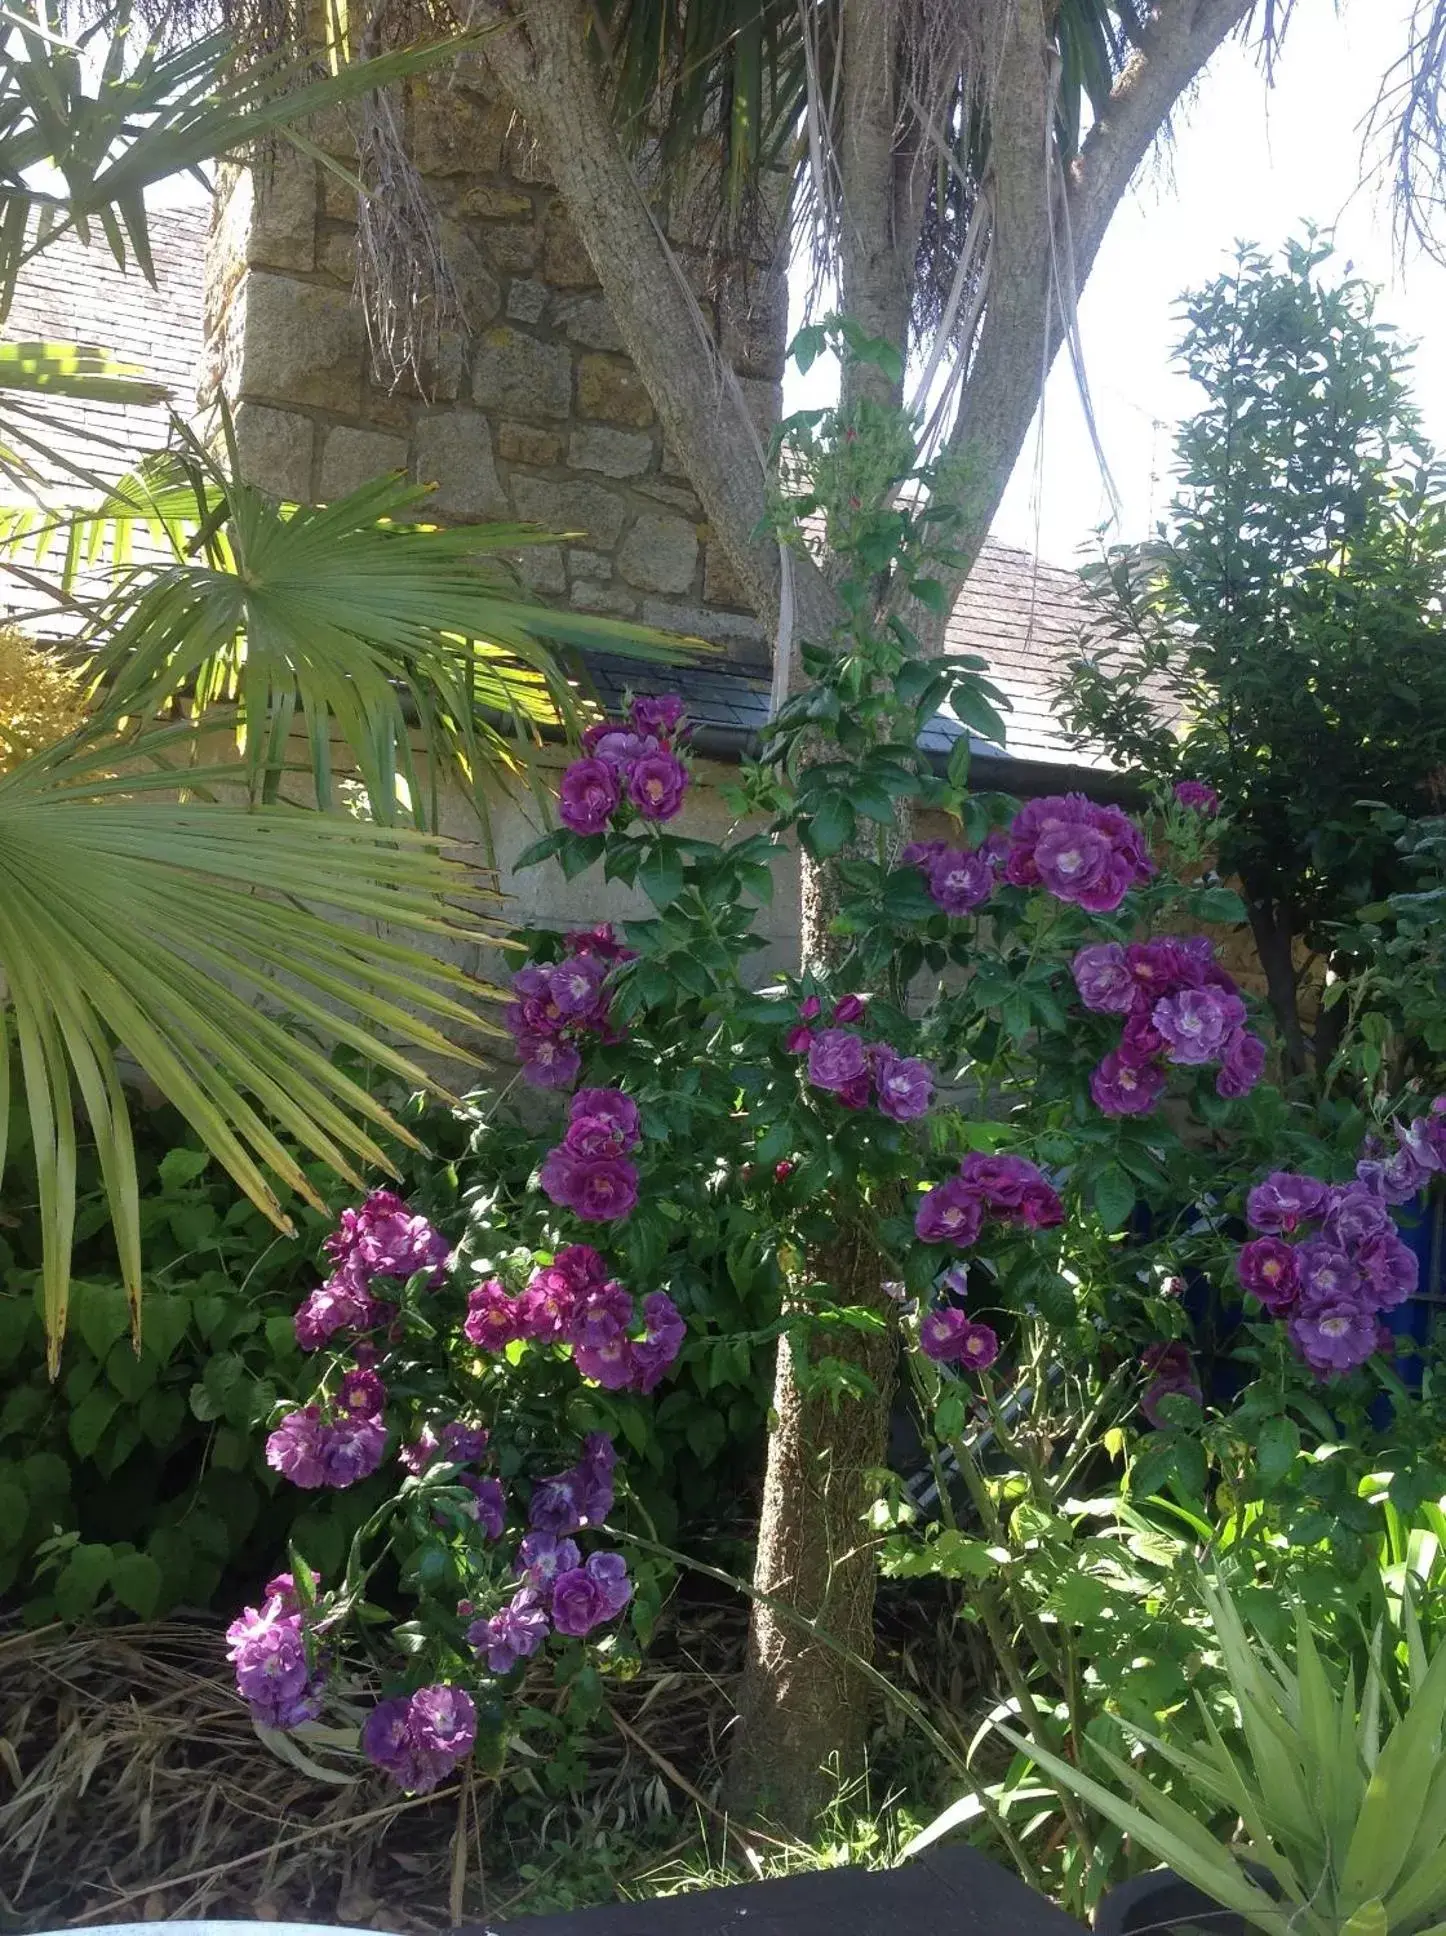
left=870, top=1046, right=934, bottom=1122
left=1288, top=1303, right=1379, bottom=1375
left=1072, top=943, right=1136, bottom=1015
left=832, top=995, right=867, bottom=1024
left=1216, top=1030, right=1266, bottom=1099
left=630, top=693, right=686, bottom=738
left=457, top=1475, right=506, bottom=1539
left=549, top=956, right=609, bottom=1022
left=573, top=1336, right=637, bottom=1388
left=226, top=1596, right=325, bottom=1731
left=338, top=1367, right=386, bottom=1418
left=317, top=1412, right=387, bottom=1488
left=517, top=1033, right=582, bottom=1091
left=584, top=1551, right=633, bottom=1619
left=530, top=1439, right=615, bottom=1535
left=1151, top=986, right=1246, bottom=1065
left=568, top=1275, right=635, bottom=1348
left=926, top=848, right=994, bottom=916
left=326, top=1190, right=449, bottom=1286
left=463, top=1278, right=524, bottom=1350
left=469, top=1589, right=550, bottom=1674
left=558, top=757, right=621, bottom=835
left=541, top=1149, right=640, bottom=1222
left=564, top=921, right=630, bottom=960
left=362, top=1685, right=476, bottom=1793
left=1321, top=1184, right=1394, bottom=1251
left=1379, top=1139, right=1433, bottom=1206
left=1236, top=1236, right=1299, bottom=1312
left=585, top=726, right=655, bottom=769
left=630, top=1291, right=686, bottom=1393
left=1246, top=1172, right=1330, bottom=1235
left=265, top=1407, right=329, bottom=1489
left=797, top=996, right=822, bottom=1021
left=1089, top=1051, right=1165, bottom=1118
left=629, top=750, right=689, bottom=821
left=1295, top=1241, right=1363, bottom=1310
left=915, top=1178, right=986, bottom=1248
left=566, top=1087, right=641, bottom=1155
left=919, top=1308, right=971, bottom=1363
left=807, top=1029, right=869, bottom=1094
left=1174, top=780, right=1220, bottom=815
left=1355, top=1231, right=1419, bottom=1309
left=515, top=1533, right=582, bottom=1594
left=518, top=1273, right=576, bottom=1342
left=294, top=1270, right=385, bottom=1352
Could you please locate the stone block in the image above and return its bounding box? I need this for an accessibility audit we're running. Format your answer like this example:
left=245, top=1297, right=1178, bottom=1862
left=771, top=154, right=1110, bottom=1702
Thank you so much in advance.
left=739, top=375, right=783, bottom=439
left=233, top=403, right=313, bottom=500
left=554, top=294, right=623, bottom=352
left=318, top=227, right=356, bottom=283
left=247, top=158, right=316, bottom=272
left=473, top=327, right=571, bottom=420
left=320, top=425, right=407, bottom=498
left=437, top=219, right=502, bottom=327
left=704, top=539, right=752, bottom=610
left=321, top=166, right=360, bottom=220
left=502, top=123, right=553, bottom=185
left=514, top=545, right=566, bottom=594
left=238, top=272, right=367, bottom=415
left=636, top=477, right=701, bottom=515
left=568, top=425, right=654, bottom=479
left=451, top=183, right=535, bottom=221
left=570, top=582, right=638, bottom=617
left=409, top=81, right=503, bottom=176
left=479, top=221, right=538, bottom=276
left=497, top=422, right=562, bottom=466
left=641, top=598, right=767, bottom=658
left=413, top=412, right=508, bottom=520
left=542, top=202, right=597, bottom=287
left=507, top=279, right=549, bottom=324
left=618, top=511, right=700, bottom=595
left=512, top=475, right=628, bottom=549
left=576, top=353, right=654, bottom=427
left=567, top=548, right=613, bottom=582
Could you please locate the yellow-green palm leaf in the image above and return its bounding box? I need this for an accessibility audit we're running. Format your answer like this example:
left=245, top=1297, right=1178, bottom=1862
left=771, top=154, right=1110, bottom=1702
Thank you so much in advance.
left=0, top=718, right=505, bottom=1370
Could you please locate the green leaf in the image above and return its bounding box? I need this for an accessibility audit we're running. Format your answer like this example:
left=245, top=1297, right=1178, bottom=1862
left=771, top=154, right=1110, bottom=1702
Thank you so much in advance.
left=54, top=1542, right=112, bottom=1621
left=1256, top=1415, right=1301, bottom=1487
left=807, top=792, right=856, bottom=858
left=157, top=1147, right=211, bottom=1190
left=72, top=1281, right=131, bottom=1362
left=1093, top=1165, right=1137, bottom=1232
left=68, top=1387, right=119, bottom=1459
left=637, top=842, right=685, bottom=910
left=110, top=1550, right=164, bottom=1618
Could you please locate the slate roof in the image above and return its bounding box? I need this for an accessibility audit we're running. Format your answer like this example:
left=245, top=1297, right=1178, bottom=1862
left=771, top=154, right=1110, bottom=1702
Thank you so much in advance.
left=3, top=204, right=1113, bottom=789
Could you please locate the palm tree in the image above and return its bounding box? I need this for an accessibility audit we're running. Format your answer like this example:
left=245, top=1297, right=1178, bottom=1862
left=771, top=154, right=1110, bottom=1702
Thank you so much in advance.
left=0, top=2, right=685, bottom=1367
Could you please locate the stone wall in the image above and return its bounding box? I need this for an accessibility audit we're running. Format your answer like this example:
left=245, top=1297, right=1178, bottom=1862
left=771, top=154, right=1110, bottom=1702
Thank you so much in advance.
left=201, top=69, right=786, bottom=663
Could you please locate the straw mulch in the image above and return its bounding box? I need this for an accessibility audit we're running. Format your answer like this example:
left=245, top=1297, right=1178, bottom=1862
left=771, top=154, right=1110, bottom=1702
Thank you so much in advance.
left=0, top=1601, right=747, bottom=1935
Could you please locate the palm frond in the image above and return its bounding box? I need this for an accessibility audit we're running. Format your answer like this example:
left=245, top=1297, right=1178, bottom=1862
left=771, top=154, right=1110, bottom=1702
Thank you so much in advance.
left=0, top=716, right=505, bottom=1369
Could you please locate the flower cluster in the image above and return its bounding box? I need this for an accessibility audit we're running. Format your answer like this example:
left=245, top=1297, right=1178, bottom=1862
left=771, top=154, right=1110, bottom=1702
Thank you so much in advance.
left=294, top=1190, right=450, bottom=1352
left=361, top=1685, right=477, bottom=1794
left=1003, top=793, right=1154, bottom=913
left=558, top=695, right=691, bottom=835
left=464, top=1242, right=685, bottom=1395
left=264, top=1368, right=389, bottom=1490
left=1357, top=1096, right=1446, bottom=1205
left=467, top=1438, right=631, bottom=1668
left=504, top=927, right=630, bottom=1092
left=1173, top=779, right=1220, bottom=817
left=915, top=1152, right=1065, bottom=1251
left=900, top=834, right=1004, bottom=916
left=537, top=1087, right=642, bottom=1222
left=225, top=1571, right=326, bottom=1731
left=1072, top=936, right=1265, bottom=1117
left=918, top=1269, right=1000, bottom=1372
left=1237, top=1166, right=1420, bottom=1374
left=784, top=996, right=934, bottom=1121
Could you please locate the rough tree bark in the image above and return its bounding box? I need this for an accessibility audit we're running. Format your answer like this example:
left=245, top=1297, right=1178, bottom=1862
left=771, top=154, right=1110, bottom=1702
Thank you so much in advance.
left=472, top=0, right=1260, bottom=1834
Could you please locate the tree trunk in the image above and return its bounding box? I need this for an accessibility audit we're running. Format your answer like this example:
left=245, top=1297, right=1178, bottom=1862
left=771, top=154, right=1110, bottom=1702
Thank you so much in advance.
left=727, top=1223, right=899, bottom=1825
left=1246, top=894, right=1307, bottom=1078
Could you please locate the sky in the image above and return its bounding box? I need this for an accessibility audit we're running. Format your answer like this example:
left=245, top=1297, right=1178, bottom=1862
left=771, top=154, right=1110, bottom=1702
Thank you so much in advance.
left=785, top=0, right=1446, bottom=569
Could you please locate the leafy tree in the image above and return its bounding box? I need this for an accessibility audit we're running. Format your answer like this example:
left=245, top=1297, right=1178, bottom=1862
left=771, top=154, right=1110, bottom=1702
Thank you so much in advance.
left=1061, top=237, right=1446, bottom=1080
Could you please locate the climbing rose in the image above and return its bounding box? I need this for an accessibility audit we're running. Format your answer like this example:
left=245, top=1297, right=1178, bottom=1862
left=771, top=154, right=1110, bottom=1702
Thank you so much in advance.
left=1288, top=1303, right=1379, bottom=1375
left=1089, top=1050, right=1165, bottom=1118
left=539, top=1149, right=640, bottom=1222
left=1355, top=1231, right=1418, bottom=1308
left=1007, top=794, right=1152, bottom=913
left=265, top=1404, right=387, bottom=1491
left=1140, top=1342, right=1202, bottom=1427
left=630, top=693, right=686, bottom=738
left=915, top=1178, right=986, bottom=1248
left=1236, top=1237, right=1299, bottom=1312
left=630, top=1291, right=687, bottom=1394
left=1296, top=1242, right=1362, bottom=1308
left=516, top=1034, right=582, bottom=1091
left=870, top=1045, right=935, bottom=1122
left=362, top=1686, right=476, bottom=1793
left=1152, top=986, right=1247, bottom=1065
left=469, top=1591, right=550, bottom=1674
left=294, top=1272, right=385, bottom=1352
left=1246, top=1172, right=1330, bottom=1235
left=463, top=1278, right=524, bottom=1351
left=832, top=994, right=867, bottom=1024
left=925, top=847, right=994, bottom=915
left=326, top=1191, right=450, bottom=1288
left=1174, top=780, right=1220, bottom=815
left=226, top=1589, right=325, bottom=1731
left=628, top=749, right=689, bottom=821
left=919, top=1308, right=971, bottom=1362
left=807, top=1029, right=868, bottom=1094
left=558, top=757, right=621, bottom=834
left=514, top=1532, right=582, bottom=1594
left=551, top=1553, right=632, bottom=1636
left=1072, top=942, right=1136, bottom=1014
left=1216, top=1030, right=1267, bottom=1098
left=564, top=1088, right=641, bottom=1156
